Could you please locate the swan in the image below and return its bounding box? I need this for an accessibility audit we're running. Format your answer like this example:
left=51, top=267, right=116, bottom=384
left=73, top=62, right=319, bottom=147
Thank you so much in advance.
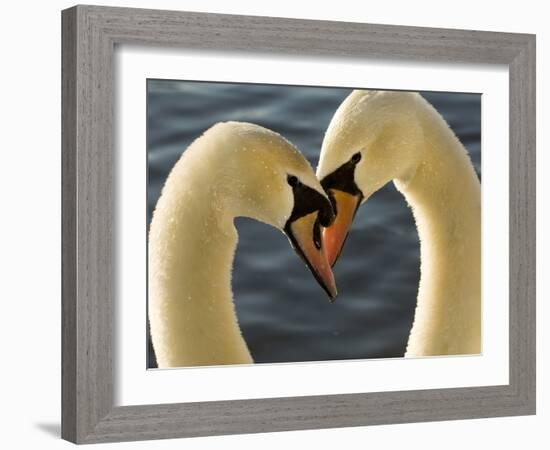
left=317, top=90, right=481, bottom=357
left=149, top=121, right=336, bottom=368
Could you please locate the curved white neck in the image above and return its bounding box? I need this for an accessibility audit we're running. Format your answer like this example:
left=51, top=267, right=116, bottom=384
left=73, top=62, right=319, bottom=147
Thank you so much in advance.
left=148, top=163, right=252, bottom=368
left=395, top=118, right=481, bottom=356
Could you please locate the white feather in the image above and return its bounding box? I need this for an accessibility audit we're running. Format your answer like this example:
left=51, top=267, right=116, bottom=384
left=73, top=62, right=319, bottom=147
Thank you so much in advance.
left=149, top=121, right=327, bottom=367
left=318, top=90, right=481, bottom=356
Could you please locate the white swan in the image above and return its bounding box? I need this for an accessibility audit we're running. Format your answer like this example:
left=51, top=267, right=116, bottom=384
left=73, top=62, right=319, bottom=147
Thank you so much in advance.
left=317, top=90, right=480, bottom=357
left=149, top=121, right=336, bottom=368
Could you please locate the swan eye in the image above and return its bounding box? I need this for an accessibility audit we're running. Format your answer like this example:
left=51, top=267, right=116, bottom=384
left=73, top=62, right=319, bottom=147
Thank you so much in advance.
left=287, top=175, right=300, bottom=187
left=351, top=152, right=362, bottom=164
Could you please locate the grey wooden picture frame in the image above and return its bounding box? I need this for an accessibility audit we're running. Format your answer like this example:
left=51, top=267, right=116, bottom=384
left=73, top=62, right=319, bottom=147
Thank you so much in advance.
left=61, top=4, right=536, bottom=444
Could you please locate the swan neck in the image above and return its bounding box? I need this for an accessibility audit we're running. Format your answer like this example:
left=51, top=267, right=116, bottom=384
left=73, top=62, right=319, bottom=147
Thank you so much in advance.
left=396, top=122, right=481, bottom=356
left=148, top=165, right=253, bottom=367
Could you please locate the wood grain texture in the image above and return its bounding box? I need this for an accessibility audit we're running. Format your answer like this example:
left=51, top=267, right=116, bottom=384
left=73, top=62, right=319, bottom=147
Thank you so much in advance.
left=61, top=7, right=77, bottom=443
left=61, top=4, right=536, bottom=444
left=508, top=36, right=536, bottom=411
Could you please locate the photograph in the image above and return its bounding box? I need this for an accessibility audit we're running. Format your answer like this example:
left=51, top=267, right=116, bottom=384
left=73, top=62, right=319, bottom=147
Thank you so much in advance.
left=55, top=4, right=538, bottom=444
left=146, top=81, right=481, bottom=369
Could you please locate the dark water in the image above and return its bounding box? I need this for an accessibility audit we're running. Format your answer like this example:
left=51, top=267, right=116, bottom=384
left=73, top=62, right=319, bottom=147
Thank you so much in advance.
left=146, top=80, right=481, bottom=367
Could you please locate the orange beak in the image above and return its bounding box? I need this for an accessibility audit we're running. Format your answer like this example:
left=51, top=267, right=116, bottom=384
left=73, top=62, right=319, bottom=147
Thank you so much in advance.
left=323, top=189, right=362, bottom=267
left=286, top=211, right=337, bottom=301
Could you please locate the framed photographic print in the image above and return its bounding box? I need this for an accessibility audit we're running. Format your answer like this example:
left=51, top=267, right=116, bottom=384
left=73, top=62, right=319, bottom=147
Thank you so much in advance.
left=61, top=4, right=536, bottom=444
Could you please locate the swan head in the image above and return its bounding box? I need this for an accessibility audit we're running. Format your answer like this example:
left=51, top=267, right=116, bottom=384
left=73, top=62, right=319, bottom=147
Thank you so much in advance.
left=204, top=122, right=337, bottom=299
left=316, top=90, right=424, bottom=266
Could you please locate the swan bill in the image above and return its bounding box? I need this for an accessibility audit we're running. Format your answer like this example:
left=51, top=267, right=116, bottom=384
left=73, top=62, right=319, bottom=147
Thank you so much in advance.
left=322, top=189, right=362, bottom=267
left=319, top=150, right=363, bottom=267
left=285, top=211, right=338, bottom=301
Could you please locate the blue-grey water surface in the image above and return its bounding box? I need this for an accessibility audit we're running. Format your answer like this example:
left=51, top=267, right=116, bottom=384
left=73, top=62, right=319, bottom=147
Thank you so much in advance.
left=147, top=80, right=481, bottom=368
